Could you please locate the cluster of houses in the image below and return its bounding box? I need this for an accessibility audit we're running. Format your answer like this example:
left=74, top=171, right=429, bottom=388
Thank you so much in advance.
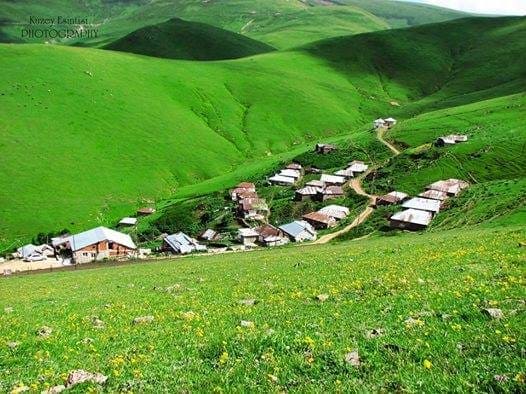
left=435, top=134, right=468, bottom=147
left=231, top=182, right=269, bottom=221
left=379, top=179, right=469, bottom=231
left=295, top=161, right=368, bottom=201
left=373, top=117, right=397, bottom=129
left=268, top=163, right=304, bottom=186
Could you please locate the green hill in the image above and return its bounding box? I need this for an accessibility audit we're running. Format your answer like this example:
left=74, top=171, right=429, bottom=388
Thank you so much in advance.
left=0, top=0, right=469, bottom=48
left=0, top=16, right=525, bottom=250
left=103, top=18, right=276, bottom=61
left=0, top=226, right=524, bottom=391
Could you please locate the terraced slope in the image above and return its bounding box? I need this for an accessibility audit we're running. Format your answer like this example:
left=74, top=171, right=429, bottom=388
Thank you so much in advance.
left=0, top=0, right=468, bottom=48
left=104, top=18, right=276, bottom=61
left=0, top=17, right=524, bottom=250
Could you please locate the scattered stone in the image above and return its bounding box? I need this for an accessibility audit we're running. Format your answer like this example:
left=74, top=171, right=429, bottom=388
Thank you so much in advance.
left=37, top=326, right=53, bottom=338
left=494, top=374, right=509, bottom=383
left=267, top=374, right=278, bottom=383
left=7, top=341, right=19, bottom=349
left=4, top=306, right=14, bottom=313
left=404, top=317, right=423, bottom=328
left=345, top=350, right=361, bottom=366
left=483, top=308, right=503, bottom=319
left=240, top=320, right=255, bottom=328
left=11, top=384, right=29, bottom=393
left=239, top=299, right=257, bottom=306
left=265, top=328, right=276, bottom=336
left=132, top=316, right=154, bottom=325
left=365, top=328, right=384, bottom=339
left=66, top=369, right=108, bottom=387
left=91, top=317, right=105, bottom=329
left=84, top=70, right=93, bottom=77
left=42, top=385, right=66, bottom=393
left=81, top=337, right=94, bottom=345
left=315, top=294, right=329, bottom=302
left=390, top=101, right=400, bottom=107
left=417, top=278, right=426, bottom=285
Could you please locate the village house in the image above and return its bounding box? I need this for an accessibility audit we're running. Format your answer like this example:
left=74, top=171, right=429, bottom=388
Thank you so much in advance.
left=198, top=229, right=220, bottom=242
left=17, top=244, right=55, bottom=262
left=334, top=168, right=354, bottom=179
left=254, top=224, right=289, bottom=247
left=163, top=232, right=206, bottom=254
left=118, top=217, right=137, bottom=227
left=402, top=197, right=441, bottom=215
left=279, top=168, right=302, bottom=181
left=54, top=226, right=137, bottom=263
left=390, top=209, right=433, bottom=231
left=315, top=143, right=337, bottom=154
left=286, top=163, right=304, bottom=175
left=419, top=189, right=449, bottom=202
left=279, top=220, right=317, bottom=242
left=373, top=118, right=386, bottom=129
left=137, top=207, right=156, bottom=216
left=318, top=205, right=350, bottom=220
left=238, top=198, right=269, bottom=220
left=295, top=186, right=322, bottom=201
left=347, top=160, right=369, bottom=173
left=237, top=228, right=259, bottom=246
left=375, top=191, right=408, bottom=206
left=268, top=174, right=296, bottom=186
left=302, top=211, right=337, bottom=229
left=318, top=185, right=344, bottom=201
left=435, top=134, right=468, bottom=147
left=426, top=179, right=469, bottom=197
left=230, top=182, right=256, bottom=201
left=306, top=180, right=325, bottom=188
left=384, top=117, right=397, bottom=128
left=320, top=174, right=346, bottom=186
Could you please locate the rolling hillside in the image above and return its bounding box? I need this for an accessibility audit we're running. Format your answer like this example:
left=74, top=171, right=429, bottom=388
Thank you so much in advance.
left=104, top=18, right=276, bottom=61
left=0, top=16, right=525, bottom=250
left=0, top=0, right=468, bottom=48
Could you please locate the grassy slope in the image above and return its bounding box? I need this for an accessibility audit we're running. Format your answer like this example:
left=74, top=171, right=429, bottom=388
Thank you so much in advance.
left=103, top=18, right=276, bottom=61
left=0, top=0, right=468, bottom=48
left=0, top=226, right=524, bottom=392
left=0, top=44, right=391, bottom=249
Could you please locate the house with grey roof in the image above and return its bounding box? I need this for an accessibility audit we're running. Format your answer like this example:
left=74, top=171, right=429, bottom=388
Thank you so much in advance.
left=279, top=220, right=317, bottom=242
left=402, top=197, right=441, bottom=215
left=163, top=232, right=206, bottom=254
left=390, top=209, right=433, bottom=231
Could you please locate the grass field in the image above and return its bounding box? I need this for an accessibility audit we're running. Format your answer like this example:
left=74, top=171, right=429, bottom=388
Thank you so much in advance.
left=1, top=226, right=524, bottom=392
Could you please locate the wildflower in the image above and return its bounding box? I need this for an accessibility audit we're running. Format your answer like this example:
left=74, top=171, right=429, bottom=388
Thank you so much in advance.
left=219, top=351, right=229, bottom=365
left=514, top=373, right=525, bottom=384
left=304, top=336, right=315, bottom=349
left=423, top=359, right=432, bottom=369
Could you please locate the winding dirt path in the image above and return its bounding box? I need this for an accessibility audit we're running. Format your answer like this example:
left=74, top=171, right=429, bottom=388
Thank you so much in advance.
left=313, top=127, right=400, bottom=244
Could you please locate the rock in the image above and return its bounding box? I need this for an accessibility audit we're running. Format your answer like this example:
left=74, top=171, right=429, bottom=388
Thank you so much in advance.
left=91, top=317, right=105, bottom=329
left=7, top=341, right=19, bottom=349
left=11, top=385, right=29, bottom=393
left=37, top=326, right=52, bottom=338
left=345, top=350, right=361, bottom=366
left=494, top=374, right=509, bottom=383
left=417, top=278, right=426, bottom=285
left=41, top=385, right=66, bottom=393
left=4, top=306, right=14, bottom=313
left=316, top=294, right=329, bottom=302
left=132, top=315, right=154, bottom=325
left=483, top=308, right=503, bottom=319
left=240, top=320, right=255, bottom=328
left=239, top=299, right=257, bottom=306
left=365, top=328, right=384, bottom=339
left=66, top=370, right=107, bottom=387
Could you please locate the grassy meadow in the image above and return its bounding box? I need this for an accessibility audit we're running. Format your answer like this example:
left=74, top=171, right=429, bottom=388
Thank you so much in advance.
left=1, top=226, right=525, bottom=392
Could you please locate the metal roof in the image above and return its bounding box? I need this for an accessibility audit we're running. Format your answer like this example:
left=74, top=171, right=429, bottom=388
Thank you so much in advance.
left=67, top=227, right=136, bottom=251
left=279, top=220, right=315, bottom=238
left=269, top=175, right=295, bottom=184
left=419, top=190, right=448, bottom=201
left=119, top=217, right=137, bottom=225
left=319, top=205, right=350, bottom=219
left=335, top=168, right=354, bottom=177
left=238, top=228, right=259, bottom=237
left=165, top=232, right=205, bottom=253
left=306, top=180, right=325, bottom=188
left=322, top=186, right=344, bottom=195
left=303, top=211, right=335, bottom=225
left=320, top=174, right=346, bottom=184
left=279, top=169, right=301, bottom=179
left=347, top=161, right=368, bottom=172
left=391, top=209, right=432, bottom=226
left=296, top=186, right=321, bottom=195
left=402, top=197, right=441, bottom=213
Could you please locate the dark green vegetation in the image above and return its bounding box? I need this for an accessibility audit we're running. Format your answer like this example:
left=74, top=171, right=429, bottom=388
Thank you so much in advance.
left=1, top=227, right=524, bottom=392
left=1, top=15, right=525, bottom=250
left=0, top=0, right=468, bottom=48
left=104, top=18, right=276, bottom=61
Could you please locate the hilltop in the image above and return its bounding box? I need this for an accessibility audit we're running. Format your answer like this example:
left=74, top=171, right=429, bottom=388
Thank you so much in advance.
left=0, top=0, right=468, bottom=48
left=103, top=18, right=276, bottom=61
left=0, top=16, right=525, bottom=250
